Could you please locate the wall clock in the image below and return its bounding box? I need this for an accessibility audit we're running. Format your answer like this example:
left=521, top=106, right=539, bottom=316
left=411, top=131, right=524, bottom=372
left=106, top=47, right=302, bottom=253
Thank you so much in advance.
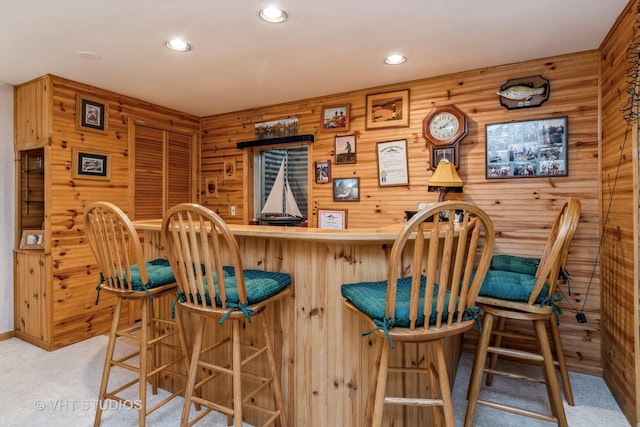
left=423, top=105, right=468, bottom=147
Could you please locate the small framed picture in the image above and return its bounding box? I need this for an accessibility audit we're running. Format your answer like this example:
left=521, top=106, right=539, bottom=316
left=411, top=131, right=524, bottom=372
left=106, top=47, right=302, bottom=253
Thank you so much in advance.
left=320, top=104, right=350, bottom=132
left=333, top=177, right=360, bottom=202
left=315, top=160, right=332, bottom=184
left=72, top=148, right=110, bottom=180
left=366, top=89, right=410, bottom=129
left=75, top=93, right=108, bottom=134
left=431, top=146, right=458, bottom=170
left=317, top=209, right=347, bottom=229
left=19, top=229, right=44, bottom=250
left=335, top=134, right=356, bottom=164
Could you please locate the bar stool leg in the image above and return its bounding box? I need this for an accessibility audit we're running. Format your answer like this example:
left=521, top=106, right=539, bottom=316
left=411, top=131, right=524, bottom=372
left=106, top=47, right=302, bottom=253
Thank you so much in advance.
left=434, top=339, right=454, bottom=426
left=484, top=316, right=506, bottom=386
left=147, top=298, right=158, bottom=395
left=138, top=299, right=149, bottom=427
left=464, top=311, right=495, bottom=427
left=371, top=340, right=390, bottom=427
left=534, top=319, right=568, bottom=427
left=549, top=319, right=574, bottom=405
left=181, top=316, right=206, bottom=427
left=94, top=298, right=123, bottom=427
left=364, top=337, right=383, bottom=426
left=425, top=343, right=444, bottom=426
left=232, top=321, right=243, bottom=427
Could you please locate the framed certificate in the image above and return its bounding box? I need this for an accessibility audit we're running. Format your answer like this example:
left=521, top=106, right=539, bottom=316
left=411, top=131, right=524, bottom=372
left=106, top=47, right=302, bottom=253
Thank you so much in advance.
left=376, top=139, right=409, bottom=187
left=317, top=209, right=347, bottom=229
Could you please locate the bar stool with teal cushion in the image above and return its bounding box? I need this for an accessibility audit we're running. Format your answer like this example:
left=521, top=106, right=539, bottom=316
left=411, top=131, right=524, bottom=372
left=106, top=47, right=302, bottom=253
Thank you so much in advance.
left=465, top=198, right=581, bottom=427
left=161, top=203, right=290, bottom=427
left=84, top=201, right=192, bottom=427
left=341, top=201, right=495, bottom=427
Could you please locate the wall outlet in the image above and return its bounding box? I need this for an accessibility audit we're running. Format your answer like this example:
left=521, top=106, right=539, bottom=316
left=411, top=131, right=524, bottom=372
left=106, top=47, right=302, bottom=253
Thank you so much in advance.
left=230, top=205, right=236, bottom=216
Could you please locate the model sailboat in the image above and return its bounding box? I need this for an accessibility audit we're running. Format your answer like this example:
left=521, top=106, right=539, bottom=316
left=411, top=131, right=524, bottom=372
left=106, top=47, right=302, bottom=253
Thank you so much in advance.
left=260, top=158, right=304, bottom=225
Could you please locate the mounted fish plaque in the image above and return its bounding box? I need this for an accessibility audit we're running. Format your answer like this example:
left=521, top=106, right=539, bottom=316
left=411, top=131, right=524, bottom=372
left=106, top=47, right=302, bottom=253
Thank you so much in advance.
left=497, top=75, right=550, bottom=110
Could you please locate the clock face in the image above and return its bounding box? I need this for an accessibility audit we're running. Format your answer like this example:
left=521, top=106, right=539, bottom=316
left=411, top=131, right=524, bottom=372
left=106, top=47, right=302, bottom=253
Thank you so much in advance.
left=429, top=112, right=460, bottom=141
left=423, top=105, right=468, bottom=147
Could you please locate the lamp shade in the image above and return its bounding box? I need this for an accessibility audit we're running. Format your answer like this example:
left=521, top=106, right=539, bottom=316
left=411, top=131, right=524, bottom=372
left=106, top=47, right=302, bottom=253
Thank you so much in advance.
left=428, top=159, right=463, bottom=202
left=428, top=159, right=463, bottom=188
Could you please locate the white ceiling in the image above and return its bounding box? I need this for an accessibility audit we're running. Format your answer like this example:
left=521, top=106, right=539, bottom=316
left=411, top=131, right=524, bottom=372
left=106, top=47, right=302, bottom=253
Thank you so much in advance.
left=0, top=0, right=629, bottom=117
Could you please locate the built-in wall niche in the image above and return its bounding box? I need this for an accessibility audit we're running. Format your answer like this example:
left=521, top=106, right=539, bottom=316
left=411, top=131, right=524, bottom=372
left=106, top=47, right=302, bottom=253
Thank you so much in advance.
left=19, top=148, right=45, bottom=233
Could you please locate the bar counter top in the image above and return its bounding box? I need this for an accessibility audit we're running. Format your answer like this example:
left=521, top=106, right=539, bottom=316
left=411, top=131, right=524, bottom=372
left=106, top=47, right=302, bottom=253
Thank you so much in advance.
left=133, top=219, right=404, bottom=243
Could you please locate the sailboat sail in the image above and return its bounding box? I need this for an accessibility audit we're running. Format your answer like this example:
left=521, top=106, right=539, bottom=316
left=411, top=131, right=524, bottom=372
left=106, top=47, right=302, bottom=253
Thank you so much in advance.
left=261, top=159, right=303, bottom=218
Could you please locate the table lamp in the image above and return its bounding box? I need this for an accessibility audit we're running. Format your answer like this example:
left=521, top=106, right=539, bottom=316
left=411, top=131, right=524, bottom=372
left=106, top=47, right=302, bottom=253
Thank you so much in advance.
left=428, top=159, right=463, bottom=202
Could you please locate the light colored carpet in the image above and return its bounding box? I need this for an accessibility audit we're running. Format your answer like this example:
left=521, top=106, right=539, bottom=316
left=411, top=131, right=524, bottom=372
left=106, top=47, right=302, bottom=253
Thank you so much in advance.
left=0, top=334, right=630, bottom=426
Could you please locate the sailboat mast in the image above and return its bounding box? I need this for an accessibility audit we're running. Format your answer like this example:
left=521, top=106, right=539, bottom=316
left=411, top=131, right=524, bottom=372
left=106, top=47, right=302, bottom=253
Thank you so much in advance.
left=280, top=155, right=288, bottom=215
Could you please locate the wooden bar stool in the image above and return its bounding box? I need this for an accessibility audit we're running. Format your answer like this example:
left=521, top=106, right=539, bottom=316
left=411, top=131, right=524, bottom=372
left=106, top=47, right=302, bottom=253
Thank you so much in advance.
left=161, top=203, right=290, bottom=427
left=341, top=202, right=495, bottom=426
left=464, top=198, right=581, bottom=427
left=84, top=201, right=192, bottom=427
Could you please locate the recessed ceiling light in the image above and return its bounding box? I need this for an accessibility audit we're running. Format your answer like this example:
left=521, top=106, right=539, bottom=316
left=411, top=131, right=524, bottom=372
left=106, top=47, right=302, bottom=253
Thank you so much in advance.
left=165, top=38, right=192, bottom=52
left=259, top=6, right=289, bottom=23
left=385, top=54, right=407, bottom=65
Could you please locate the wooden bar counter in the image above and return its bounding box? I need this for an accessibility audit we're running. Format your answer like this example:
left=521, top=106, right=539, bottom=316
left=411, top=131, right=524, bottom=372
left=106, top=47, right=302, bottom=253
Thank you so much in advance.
left=134, top=220, right=461, bottom=427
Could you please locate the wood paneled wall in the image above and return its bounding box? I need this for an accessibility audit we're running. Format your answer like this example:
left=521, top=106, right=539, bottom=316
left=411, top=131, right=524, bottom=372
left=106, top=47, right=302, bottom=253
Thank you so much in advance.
left=49, top=76, right=200, bottom=346
left=600, top=1, right=640, bottom=425
left=14, top=74, right=200, bottom=348
left=201, top=51, right=603, bottom=373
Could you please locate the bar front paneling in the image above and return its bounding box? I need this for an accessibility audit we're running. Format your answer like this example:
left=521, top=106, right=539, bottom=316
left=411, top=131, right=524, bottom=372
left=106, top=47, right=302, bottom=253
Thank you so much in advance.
left=137, top=221, right=461, bottom=426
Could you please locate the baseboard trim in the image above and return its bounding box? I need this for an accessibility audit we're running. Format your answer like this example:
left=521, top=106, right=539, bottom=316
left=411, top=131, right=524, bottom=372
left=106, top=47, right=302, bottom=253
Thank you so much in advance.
left=0, top=330, right=16, bottom=341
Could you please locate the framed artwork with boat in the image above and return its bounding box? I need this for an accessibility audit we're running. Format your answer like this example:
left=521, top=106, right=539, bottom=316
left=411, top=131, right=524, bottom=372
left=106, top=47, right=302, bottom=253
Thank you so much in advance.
left=260, top=157, right=305, bottom=225
left=485, top=116, right=568, bottom=179
left=333, top=178, right=359, bottom=202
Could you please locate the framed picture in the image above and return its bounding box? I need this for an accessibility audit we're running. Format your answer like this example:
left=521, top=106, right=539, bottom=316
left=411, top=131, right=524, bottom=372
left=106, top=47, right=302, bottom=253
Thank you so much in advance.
left=317, top=209, right=347, bottom=229
left=72, top=148, right=111, bottom=180
left=254, top=117, right=298, bottom=139
left=486, top=116, right=568, bottom=179
left=376, top=139, right=409, bottom=187
left=320, top=104, right=350, bottom=132
left=431, top=145, right=459, bottom=170
left=335, top=134, right=356, bottom=164
left=315, top=160, right=332, bottom=184
left=75, top=93, right=108, bottom=134
left=224, top=158, right=237, bottom=181
left=333, top=177, right=360, bottom=202
left=365, top=89, right=410, bottom=129
left=19, top=229, right=44, bottom=250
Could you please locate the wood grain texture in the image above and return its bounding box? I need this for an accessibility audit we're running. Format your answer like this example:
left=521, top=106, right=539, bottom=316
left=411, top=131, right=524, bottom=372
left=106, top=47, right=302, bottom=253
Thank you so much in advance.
left=14, top=74, right=200, bottom=349
left=599, top=1, right=639, bottom=425
left=200, top=51, right=602, bottom=375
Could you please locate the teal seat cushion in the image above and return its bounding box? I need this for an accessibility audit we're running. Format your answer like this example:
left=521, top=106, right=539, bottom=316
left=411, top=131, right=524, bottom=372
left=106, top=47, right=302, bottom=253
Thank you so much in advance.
left=478, top=268, right=548, bottom=303
left=340, top=276, right=455, bottom=327
left=127, top=258, right=176, bottom=290
left=490, top=254, right=539, bottom=276
left=189, top=267, right=291, bottom=307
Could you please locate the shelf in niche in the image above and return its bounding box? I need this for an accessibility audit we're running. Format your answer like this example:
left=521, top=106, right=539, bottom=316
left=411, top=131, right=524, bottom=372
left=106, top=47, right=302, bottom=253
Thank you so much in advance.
left=236, top=134, right=314, bottom=149
left=24, top=168, right=44, bottom=174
